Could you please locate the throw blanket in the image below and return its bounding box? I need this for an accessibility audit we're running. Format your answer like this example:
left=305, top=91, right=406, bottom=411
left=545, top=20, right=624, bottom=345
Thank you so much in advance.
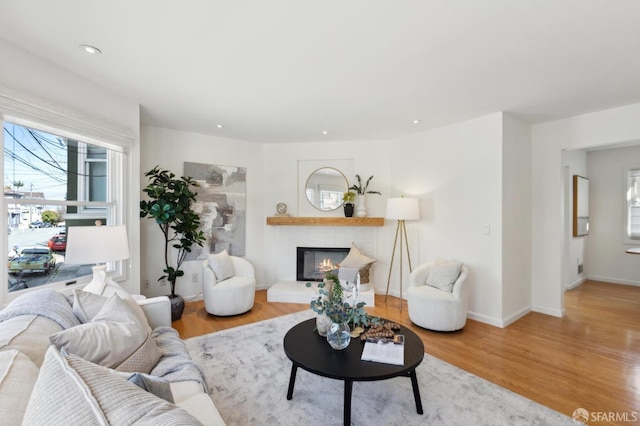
left=0, top=288, right=80, bottom=329
left=151, top=326, right=208, bottom=392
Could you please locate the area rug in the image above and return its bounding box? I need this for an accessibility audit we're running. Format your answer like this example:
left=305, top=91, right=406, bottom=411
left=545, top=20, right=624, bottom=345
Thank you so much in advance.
left=185, top=310, right=575, bottom=425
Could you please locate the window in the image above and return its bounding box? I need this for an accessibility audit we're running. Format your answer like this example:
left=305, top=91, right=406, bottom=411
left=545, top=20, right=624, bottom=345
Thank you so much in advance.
left=85, top=145, right=107, bottom=202
left=626, top=168, right=640, bottom=240
left=3, top=121, right=126, bottom=293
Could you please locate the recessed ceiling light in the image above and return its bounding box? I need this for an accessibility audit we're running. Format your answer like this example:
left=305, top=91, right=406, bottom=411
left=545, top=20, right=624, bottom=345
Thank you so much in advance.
left=412, top=119, right=421, bottom=124
left=216, top=124, right=223, bottom=129
left=79, top=44, right=102, bottom=55
left=322, top=130, right=328, bottom=135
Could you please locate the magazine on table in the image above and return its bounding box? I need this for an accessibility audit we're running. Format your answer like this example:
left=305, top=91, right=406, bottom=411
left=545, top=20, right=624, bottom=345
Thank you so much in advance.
left=361, top=335, right=405, bottom=366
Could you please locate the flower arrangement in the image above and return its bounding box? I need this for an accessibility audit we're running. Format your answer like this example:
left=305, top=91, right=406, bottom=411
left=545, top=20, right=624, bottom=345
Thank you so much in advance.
left=306, top=275, right=377, bottom=327
left=349, top=175, right=381, bottom=196
left=343, top=191, right=356, bottom=204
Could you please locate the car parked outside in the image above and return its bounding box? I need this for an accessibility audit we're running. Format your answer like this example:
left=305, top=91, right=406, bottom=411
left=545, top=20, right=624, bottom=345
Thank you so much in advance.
left=30, top=221, right=43, bottom=228
left=8, top=247, right=56, bottom=275
left=48, top=234, right=66, bottom=252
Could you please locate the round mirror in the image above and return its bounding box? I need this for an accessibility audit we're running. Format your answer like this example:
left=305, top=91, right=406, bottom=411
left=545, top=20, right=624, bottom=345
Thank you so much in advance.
left=305, top=167, right=348, bottom=211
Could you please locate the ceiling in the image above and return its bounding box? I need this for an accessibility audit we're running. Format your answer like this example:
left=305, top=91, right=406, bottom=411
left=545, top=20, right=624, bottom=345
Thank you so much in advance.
left=1, top=1, right=640, bottom=143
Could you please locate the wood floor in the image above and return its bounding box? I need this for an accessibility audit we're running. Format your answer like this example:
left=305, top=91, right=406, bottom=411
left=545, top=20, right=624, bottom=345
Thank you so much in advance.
left=172, top=280, right=640, bottom=424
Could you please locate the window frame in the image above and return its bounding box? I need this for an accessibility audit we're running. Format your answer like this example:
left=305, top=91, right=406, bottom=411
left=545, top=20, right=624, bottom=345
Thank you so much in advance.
left=77, top=142, right=109, bottom=215
left=1, top=99, right=132, bottom=302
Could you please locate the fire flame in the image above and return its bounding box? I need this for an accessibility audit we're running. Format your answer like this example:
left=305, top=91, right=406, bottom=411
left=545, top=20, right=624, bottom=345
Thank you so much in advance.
left=318, top=258, right=335, bottom=272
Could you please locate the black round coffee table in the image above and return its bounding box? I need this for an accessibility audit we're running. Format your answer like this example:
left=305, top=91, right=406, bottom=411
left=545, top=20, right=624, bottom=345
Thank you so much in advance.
left=283, top=318, right=424, bottom=425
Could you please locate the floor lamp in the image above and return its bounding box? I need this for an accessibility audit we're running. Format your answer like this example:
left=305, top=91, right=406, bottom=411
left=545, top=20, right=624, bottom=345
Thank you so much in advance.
left=384, top=197, right=419, bottom=311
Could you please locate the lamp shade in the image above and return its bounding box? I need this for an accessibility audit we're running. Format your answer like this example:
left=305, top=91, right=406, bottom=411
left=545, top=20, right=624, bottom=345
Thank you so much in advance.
left=385, top=197, right=419, bottom=221
left=65, top=225, right=130, bottom=265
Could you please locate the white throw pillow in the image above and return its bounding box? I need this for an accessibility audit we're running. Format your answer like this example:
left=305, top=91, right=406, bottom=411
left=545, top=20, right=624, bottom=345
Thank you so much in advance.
left=83, top=278, right=151, bottom=332
left=0, top=315, right=63, bottom=367
left=72, top=289, right=108, bottom=323
left=207, top=249, right=234, bottom=281
left=49, top=294, right=149, bottom=369
left=115, top=333, right=163, bottom=374
left=339, top=243, right=375, bottom=270
left=23, top=347, right=202, bottom=426
left=0, top=350, right=39, bottom=425
left=426, top=259, right=463, bottom=292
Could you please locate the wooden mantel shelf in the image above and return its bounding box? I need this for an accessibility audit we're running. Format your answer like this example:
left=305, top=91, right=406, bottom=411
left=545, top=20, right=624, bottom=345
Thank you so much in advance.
left=266, top=216, right=385, bottom=226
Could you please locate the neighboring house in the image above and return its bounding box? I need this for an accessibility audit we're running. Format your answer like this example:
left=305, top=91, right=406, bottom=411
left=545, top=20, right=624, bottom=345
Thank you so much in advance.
left=4, top=190, right=45, bottom=228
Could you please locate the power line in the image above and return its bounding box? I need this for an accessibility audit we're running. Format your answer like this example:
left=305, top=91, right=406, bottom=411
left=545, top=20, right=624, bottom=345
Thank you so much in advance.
left=27, top=129, right=64, bottom=170
left=4, top=126, right=106, bottom=179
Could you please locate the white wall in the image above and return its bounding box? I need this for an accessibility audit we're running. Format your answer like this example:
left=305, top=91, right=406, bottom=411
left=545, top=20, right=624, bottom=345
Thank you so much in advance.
left=390, top=113, right=505, bottom=325
left=0, top=39, right=138, bottom=132
left=5, top=36, right=640, bottom=325
left=139, top=126, right=265, bottom=300
left=502, top=113, right=532, bottom=325
left=532, top=102, right=640, bottom=317
left=262, top=141, right=391, bottom=289
left=561, top=149, right=588, bottom=289
left=0, top=39, right=141, bottom=303
left=586, top=145, right=640, bottom=285
left=260, top=112, right=532, bottom=327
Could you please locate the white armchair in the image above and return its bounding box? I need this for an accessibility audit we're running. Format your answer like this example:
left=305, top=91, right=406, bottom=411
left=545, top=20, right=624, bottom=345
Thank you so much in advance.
left=202, top=256, right=256, bottom=316
left=407, top=262, right=469, bottom=331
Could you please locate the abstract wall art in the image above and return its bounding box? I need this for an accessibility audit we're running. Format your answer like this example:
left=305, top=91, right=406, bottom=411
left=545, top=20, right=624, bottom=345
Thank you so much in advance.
left=184, top=162, right=247, bottom=258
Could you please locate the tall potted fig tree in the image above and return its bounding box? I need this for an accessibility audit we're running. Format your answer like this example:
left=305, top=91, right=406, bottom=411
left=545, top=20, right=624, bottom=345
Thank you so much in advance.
left=140, top=166, right=205, bottom=321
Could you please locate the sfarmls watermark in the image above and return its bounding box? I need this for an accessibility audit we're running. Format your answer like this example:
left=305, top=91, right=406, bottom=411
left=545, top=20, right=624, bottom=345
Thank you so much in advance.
left=573, top=408, right=638, bottom=423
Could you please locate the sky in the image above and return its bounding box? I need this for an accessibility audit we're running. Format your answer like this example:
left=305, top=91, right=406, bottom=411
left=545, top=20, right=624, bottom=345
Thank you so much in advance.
left=4, top=122, right=69, bottom=200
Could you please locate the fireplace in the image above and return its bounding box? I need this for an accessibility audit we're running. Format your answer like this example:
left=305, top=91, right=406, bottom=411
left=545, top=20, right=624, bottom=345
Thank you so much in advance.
left=296, top=246, right=350, bottom=281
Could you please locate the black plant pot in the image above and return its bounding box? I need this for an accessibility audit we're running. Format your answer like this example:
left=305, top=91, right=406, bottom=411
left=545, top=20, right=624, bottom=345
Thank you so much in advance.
left=343, top=203, right=354, bottom=217
left=169, top=294, right=185, bottom=322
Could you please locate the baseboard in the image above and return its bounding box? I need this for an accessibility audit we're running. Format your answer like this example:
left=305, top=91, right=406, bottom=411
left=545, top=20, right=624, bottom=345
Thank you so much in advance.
left=586, top=275, right=640, bottom=287
left=565, top=277, right=586, bottom=290
left=182, top=292, right=204, bottom=303
left=502, top=306, right=531, bottom=327
left=466, top=311, right=505, bottom=328
left=531, top=305, right=564, bottom=318
left=466, top=306, right=531, bottom=328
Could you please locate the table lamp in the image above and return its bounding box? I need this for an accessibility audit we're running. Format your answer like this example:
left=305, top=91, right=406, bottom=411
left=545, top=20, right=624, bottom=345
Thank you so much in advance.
left=64, top=224, right=130, bottom=293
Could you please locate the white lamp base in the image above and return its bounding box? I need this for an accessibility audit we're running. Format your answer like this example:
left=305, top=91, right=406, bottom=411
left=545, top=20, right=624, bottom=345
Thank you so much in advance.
left=82, top=264, right=109, bottom=294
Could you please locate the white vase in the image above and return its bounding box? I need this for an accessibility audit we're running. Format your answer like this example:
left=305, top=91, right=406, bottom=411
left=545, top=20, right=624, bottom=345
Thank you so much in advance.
left=315, top=313, right=332, bottom=337
left=356, top=194, right=367, bottom=217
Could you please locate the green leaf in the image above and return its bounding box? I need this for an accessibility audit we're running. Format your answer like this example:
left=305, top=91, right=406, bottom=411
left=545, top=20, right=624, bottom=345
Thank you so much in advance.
left=141, top=165, right=205, bottom=296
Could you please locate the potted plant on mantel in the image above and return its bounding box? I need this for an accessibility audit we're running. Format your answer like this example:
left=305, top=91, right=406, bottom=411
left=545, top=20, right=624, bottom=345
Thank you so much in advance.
left=343, top=191, right=356, bottom=217
left=140, top=166, right=206, bottom=321
left=349, top=174, right=381, bottom=217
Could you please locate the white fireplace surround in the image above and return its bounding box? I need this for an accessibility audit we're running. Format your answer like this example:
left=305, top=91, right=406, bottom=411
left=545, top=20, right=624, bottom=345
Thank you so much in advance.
left=273, top=226, right=378, bottom=282
left=267, top=226, right=378, bottom=306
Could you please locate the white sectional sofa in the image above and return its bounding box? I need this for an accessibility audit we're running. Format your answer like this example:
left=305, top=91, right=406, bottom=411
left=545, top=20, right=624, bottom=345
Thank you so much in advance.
left=0, top=281, right=224, bottom=425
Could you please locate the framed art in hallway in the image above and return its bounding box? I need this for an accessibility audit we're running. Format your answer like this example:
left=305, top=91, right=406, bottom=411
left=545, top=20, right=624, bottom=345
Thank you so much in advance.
left=573, top=175, right=589, bottom=237
left=184, top=162, right=247, bottom=258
